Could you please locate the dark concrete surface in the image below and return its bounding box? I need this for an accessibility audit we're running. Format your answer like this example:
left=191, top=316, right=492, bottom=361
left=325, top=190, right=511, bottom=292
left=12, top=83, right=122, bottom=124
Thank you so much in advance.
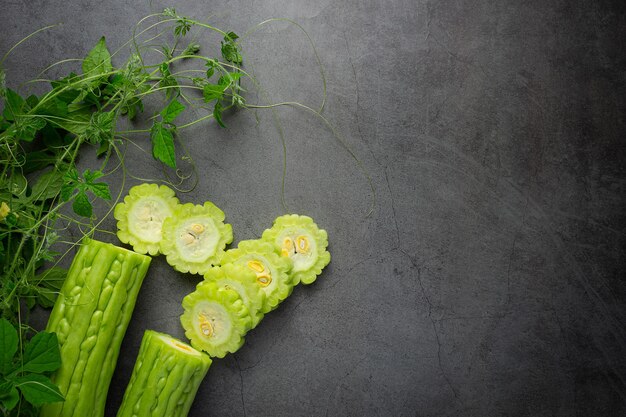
left=1, top=0, right=625, bottom=416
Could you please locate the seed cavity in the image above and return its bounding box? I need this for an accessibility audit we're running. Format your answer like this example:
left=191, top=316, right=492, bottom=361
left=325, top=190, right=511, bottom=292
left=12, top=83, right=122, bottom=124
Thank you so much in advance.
left=247, top=260, right=265, bottom=273
left=281, top=237, right=294, bottom=257
left=199, top=314, right=214, bottom=337
left=257, top=275, right=272, bottom=287
left=296, top=236, right=309, bottom=254
left=182, top=232, right=196, bottom=245
left=190, top=223, right=205, bottom=234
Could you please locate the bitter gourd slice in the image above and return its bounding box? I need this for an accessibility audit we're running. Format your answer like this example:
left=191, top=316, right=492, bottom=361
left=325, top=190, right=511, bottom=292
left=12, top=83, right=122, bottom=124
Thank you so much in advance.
left=220, top=239, right=294, bottom=313
left=40, top=239, right=151, bottom=417
left=160, top=202, right=233, bottom=275
left=181, top=281, right=251, bottom=358
left=262, top=214, right=331, bottom=285
left=114, top=183, right=180, bottom=255
left=116, top=330, right=212, bottom=417
left=200, top=264, right=266, bottom=329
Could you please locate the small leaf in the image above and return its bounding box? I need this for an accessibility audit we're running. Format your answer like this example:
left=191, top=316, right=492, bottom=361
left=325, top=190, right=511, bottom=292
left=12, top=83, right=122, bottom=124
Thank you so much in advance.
left=88, top=182, right=111, bottom=200
left=82, top=37, right=112, bottom=79
left=82, top=169, right=103, bottom=183
left=2, top=89, right=25, bottom=121
left=22, top=332, right=61, bottom=373
left=0, top=319, right=18, bottom=374
left=150, top=122, right=176, bottom=168
left=14, top=374, right=64, bottom=406
left=161, top=99, right=185, bottom=124
left=72, top=191, right=92, bottom=218
left=213, top=102, right=226, bottom=128
left=203, top=83, right=225, bottom=103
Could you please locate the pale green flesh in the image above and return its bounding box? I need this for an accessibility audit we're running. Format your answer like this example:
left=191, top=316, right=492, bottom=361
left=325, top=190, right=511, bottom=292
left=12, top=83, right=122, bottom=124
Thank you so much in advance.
left=192, top=300, right=232, bottom=346
left=235, top=254, right=278, bottom=294
left=175, top=216, right=219, bottom=262
left=128, top=197, right=173, bottom=243
left=157, top=334, right=203, bottom=357
left=276, top=228, right=318, bottom=272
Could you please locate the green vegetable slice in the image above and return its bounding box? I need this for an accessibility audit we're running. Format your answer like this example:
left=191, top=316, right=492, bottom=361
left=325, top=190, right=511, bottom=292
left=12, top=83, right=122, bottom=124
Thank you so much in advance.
left=200, top=264, right=266, bottom=329
left=160, top=201, right=233, bottom=275
left=181, top=281, right=251, bottom=358
left=116, top=330, right=212, bottom=417
left=220, top=239, right=294, bottom=312
left=261, top=214, right=331, bottom=285
left=114, top=183, right=180, bottom=255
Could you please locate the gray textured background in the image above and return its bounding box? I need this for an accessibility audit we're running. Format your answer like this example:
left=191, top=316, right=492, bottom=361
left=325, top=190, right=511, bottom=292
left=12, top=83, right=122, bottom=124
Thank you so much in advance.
left=1, top=0, right=625, bottom=416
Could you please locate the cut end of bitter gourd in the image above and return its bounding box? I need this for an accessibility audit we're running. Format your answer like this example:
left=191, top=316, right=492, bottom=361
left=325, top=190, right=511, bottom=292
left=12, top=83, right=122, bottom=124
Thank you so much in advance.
left=221, top=239, right=294, bottom=313
left=181, top=281, right=251, bottom=358
left=114, top=183, right=180, bottom=255
left=160, top=201, right=233, bottom=275
left=262, top=214, right=330, bottom=285
left=201, top=264, right=266, bottom=328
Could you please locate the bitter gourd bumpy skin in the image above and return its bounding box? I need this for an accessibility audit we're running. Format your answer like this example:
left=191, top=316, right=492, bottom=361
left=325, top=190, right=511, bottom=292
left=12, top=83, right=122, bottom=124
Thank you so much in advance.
left=181, top=281, right=251, bottom=358
left=160, top=201, right=233, bottom=274
left=40, top=239, right=151, bottom=417
left=116, top=331, right=212, bottom=417
left=201, top=264, right=266, bottom=329
left=262, top=214, right=331, bottom=285
left=220, top=239, right=294, bottom=313
left=114, top=183, right=180, bottom=255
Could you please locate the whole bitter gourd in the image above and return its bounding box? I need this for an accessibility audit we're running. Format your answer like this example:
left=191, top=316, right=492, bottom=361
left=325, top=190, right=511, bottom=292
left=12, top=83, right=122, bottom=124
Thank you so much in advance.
left=116, top=330, right=212, bottom=417
left=40, top=239, right=151, bottom=417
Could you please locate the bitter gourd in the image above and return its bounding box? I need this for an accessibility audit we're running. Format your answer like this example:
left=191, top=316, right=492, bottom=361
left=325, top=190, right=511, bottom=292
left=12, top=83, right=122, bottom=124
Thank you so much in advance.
left=40, top=239, right=151, bottom=417
left=200, top=264, right=266, bottom=329
left=160, top=201, right=233, bottom=275
left=116, top=330, right=212, bottom=417
left=220, top=239, right=294, bottom=313
left=114, top=183, right=180, bottom=255
left=261, top=214, right=331, bottom=285
left=181, top=281, right=251, bottom=358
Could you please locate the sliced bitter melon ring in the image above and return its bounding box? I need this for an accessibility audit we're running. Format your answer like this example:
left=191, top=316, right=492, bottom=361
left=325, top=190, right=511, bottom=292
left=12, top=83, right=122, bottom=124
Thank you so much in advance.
left=262, top=214, right=331, bottom=285
left=160, top=201, right=233, bottom=275
left=114, top=183, right=180, bottom=255
left=200, top=264, right=266, bottom=329
left=220, top=239, right=294, bottom=313
left=181, top=281, right=251, bottom=358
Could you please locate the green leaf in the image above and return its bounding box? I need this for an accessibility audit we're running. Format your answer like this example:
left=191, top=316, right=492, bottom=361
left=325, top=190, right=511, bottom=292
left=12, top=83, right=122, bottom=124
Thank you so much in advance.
left=82, top=37, right=112, bottom=79
left=203, top=83, right=225, bottom=103
left=72, top=191, right=92, bottom=218
left=158, top=63, right=178, bottom=99
left=30, top=170, right=64, bottom=202
left=34, top=268, right=66, bottom=308
left=213, top=101, right=226, bottom=128
left=0, top=381, right=19, bottom=411
left=88, top=182, right=111, bottom=200
left=205, top=59, right=216, bottom=79
left=225, top=31, right=239, bottom=41
left=16, top=116, right=46, bottom=142
left=85, top=111, right=115, bottom=145
left=8, top=172, right=27, bottom=197
left=0, top=319, right=18, bottom=374
left=82, top=169, right=103, bottom=183
left=14, top=374, right=64, bottom=406
left=161, top=99, right=185, bottom=124
left=183, top=42, right=200, bottom=56
left=21, top=332, right=61, bottom=374
left=2, top=89, right=25, bottom=121
left=150, top=122, right=176, bottom=168
left=221, top=34, right=242, bottom=65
